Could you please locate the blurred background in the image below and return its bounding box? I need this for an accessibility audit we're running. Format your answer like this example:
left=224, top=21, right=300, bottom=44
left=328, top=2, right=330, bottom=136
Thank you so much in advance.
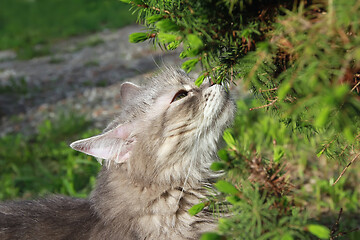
left=0, top=0, right=181, bottom=200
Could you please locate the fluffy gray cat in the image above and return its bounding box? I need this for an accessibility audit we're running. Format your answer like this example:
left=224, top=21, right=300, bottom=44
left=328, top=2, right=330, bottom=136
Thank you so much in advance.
left=0, top=68, right=235, bottom=240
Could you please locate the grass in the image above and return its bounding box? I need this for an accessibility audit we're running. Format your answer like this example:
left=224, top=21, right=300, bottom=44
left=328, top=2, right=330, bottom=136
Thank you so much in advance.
left=0, top=113, right=101, bottom=200
left=0, top=0, right=135, bottom=200
left=0, top=0, right=137, bottom=59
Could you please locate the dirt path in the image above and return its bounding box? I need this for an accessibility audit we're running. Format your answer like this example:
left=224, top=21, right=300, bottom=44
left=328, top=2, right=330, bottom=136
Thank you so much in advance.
left=0, top=25, right=182, bottom=136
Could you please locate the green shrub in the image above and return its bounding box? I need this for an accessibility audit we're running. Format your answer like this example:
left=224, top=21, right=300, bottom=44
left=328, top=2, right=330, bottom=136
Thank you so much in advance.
left=125, top=0, right=360, bottom=239
left=0, top=113, right=101, bottom=200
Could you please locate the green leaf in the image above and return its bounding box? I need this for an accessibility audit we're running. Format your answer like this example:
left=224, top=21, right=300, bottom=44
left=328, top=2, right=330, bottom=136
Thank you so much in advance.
left=118, top=0, right=131, bottom=3
left=157, top=33, right=178, bottom=43
left=215, top=180, right=239, bottom=195
left=146, top=15, right=164, bottom=24
left=187, top=34, right=203, bottom=49
left=200, top=232, right=222, bottom=240
left=62, top=179, right=76, bottom=196
left=281, top=233, right=294, bottom=240
left=195, top=74, right=206, bottom=86
left=223, top=130, right=236, bottom=148
left=307, top=224, right=330, bottom=239
left=317, top=149, right=325, bottom=158
left=315, top=106, right=330, bottom=128
left=179, top=50, right=188, bottom=59
left=182, top=58, right=199, bottom=73
left=167, top=41, right=181, bottom=50
left=277, top=82, right=291, bottom=100
left=343, top=126, right=355, bottom=142
left=188, top=202, right=205, bottom=216
left=156, top=19, right=179, bottom=32
left=273, top=145, right=284, bottom=163
left=210, top=162, right=226, bottom=171
left=180, top=48, right=198, bottom=58
left=217, top=149, right=229, bottom=161
left=129, top=32, right=150, bottom=43
left=334, top=84, right=349, bottom=101
left=179, top=35, right=203, bottom=58
left=226, top=195, right=240, bottom=204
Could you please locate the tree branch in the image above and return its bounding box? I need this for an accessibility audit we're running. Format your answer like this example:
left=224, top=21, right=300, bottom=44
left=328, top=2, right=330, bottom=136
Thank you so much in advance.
left=333, top=152, right=360, bottom=186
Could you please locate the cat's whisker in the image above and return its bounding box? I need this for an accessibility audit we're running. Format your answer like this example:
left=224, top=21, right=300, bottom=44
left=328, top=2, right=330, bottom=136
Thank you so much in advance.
left=176, top=155, right=194, bottom=207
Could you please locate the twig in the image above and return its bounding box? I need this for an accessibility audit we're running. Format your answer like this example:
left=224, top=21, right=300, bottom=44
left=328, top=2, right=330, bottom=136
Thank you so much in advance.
left=249, top=98, right=278, bottom=111
left=136, top=3, right=171, bottom=15
left=330, top=208, right=342, bottom=239
left=333, top=227, right=360, bottom=238
left=338, top=131, right=359, bottom=156
left=329, top=208, right=360, bottom=239
left=350, top=80, right=360, bottom=92
left=318, top=138, right=337, bottom=157
left=259, top=87, right=278, bottom=92
left=333, top=152, right=360, bottom=186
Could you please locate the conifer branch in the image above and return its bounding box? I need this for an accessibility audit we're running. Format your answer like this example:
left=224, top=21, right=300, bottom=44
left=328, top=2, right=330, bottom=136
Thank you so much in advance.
left=249, top=98, right=278, bottom=111
left=330, top=207, right=342, bottom=238
left=259, top=87, right=278, bottom=92
left=135, top=3, right=171, bottom=15
left=333, top=152, right=360, bottom=186
left=350, top=79, right=360, bottom=92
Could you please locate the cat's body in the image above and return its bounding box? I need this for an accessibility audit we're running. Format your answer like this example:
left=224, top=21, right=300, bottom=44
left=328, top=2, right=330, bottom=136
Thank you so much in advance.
left=0, top=196, right=96, bottom=239
left=0, top=68, right=235, bottom=240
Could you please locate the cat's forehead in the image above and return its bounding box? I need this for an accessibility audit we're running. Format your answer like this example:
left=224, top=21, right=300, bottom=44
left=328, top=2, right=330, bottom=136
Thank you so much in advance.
left=147, top=68, right=195, bottom=91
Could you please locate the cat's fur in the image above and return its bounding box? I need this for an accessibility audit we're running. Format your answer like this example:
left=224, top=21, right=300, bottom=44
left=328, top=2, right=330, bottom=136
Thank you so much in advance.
left=0, top=68, right=235, bottom=240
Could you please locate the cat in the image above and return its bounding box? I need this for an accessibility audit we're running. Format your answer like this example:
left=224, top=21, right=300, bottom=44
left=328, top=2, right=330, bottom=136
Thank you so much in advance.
left=0, top=67, right=235, bottom=240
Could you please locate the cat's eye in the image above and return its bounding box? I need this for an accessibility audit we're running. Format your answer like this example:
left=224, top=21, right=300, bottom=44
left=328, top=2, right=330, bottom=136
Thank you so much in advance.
left=171, top=90, right=188, bottom=103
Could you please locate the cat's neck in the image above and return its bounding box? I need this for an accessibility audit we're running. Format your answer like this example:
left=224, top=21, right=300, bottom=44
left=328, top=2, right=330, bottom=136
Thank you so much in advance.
left=89, top=166, right=216, bottom=239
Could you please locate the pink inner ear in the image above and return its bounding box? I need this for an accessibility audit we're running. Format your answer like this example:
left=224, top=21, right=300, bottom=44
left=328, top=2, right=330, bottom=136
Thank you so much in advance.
left=87, top=141, right=133, bottom=163
left=70, top=123, right=135, bottom=163
left=86, top=146, right=113, bottom=160
left=110, top=125, right=132, bottom=139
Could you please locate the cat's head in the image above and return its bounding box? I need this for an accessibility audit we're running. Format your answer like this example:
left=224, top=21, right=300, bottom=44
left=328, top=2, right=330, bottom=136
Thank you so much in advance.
left=70, top=68, right=235, bottom=187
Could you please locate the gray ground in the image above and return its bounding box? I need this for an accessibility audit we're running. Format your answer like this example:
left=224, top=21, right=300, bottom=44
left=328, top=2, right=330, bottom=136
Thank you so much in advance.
left=0, top=25, right=183, bottom=137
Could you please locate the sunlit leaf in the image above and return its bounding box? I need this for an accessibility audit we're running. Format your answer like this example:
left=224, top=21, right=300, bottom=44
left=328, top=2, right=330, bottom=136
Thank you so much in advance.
left=188, top=202, right=205, bottom=216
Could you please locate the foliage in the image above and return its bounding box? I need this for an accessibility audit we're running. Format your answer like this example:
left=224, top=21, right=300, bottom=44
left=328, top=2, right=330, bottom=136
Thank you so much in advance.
left=0, top=113, right=101, bottom=200
left=211, top=99, right=360, bottom=239
left=0, top=0, right=136, bottom=59
left=125, top=0, right=360, bottom=239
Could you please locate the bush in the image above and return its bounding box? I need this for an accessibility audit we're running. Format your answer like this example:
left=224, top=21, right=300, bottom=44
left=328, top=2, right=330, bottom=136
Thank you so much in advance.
left=125, top=0, right=360, bottom=239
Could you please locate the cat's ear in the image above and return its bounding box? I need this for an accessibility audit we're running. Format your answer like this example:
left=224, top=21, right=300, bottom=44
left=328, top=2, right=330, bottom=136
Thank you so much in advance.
left=120, top=82, right=141, bottom=104
left=70, top=123, right=135, bottom=163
